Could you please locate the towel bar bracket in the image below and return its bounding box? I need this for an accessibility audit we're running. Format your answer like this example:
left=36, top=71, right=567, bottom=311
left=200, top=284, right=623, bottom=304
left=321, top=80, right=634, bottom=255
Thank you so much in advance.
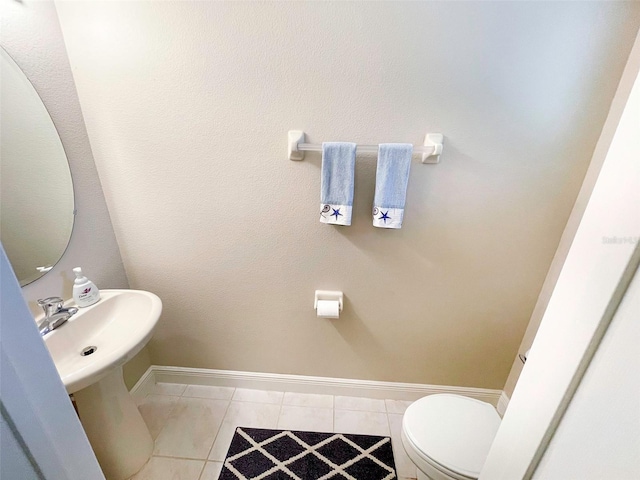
left=287, top=130, right=443, bottom=163
left=288, top=130, right=306, bottom=161
left=422, top=133, right=444, bottom=164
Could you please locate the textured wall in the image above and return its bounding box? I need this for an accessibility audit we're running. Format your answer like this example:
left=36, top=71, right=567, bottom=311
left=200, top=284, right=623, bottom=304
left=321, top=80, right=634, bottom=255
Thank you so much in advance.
left=1, top=49, right=74, bottom=284
left=0, top=0, right=147, bottom=388
left=56, top=1, right=640, bottom=389
left=0, top=0, right=129, bottom=306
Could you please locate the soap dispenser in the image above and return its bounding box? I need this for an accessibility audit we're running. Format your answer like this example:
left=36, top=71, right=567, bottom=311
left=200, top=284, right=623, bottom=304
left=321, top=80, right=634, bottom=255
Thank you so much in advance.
left=72, top=267, right=101, bottom=307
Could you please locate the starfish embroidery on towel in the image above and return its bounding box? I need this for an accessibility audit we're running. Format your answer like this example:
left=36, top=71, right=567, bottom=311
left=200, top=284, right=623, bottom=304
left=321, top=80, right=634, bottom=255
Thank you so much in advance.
left=379, top=211, right=390, bottom=223
left=331, top=208, right=343, bottom=220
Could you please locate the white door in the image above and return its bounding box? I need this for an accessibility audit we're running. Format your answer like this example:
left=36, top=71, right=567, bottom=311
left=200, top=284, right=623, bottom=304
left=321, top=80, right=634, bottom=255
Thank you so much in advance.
left=480, top=31, right=640, bottom=480
left=0, top=246, right=105, bottom=479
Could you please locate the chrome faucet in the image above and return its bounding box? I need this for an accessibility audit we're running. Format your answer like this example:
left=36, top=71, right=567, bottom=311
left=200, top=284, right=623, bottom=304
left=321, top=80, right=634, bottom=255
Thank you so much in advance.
left=37, top=297, right=78, bottom=336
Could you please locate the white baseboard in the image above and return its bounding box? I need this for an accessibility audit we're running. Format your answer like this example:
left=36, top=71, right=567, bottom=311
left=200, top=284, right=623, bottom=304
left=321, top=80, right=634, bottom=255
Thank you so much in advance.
left=497, top=391, right=510, bottom=417
left=130, top=366, right=156, bottom=398
left=131, top=365, right=504, bottom=408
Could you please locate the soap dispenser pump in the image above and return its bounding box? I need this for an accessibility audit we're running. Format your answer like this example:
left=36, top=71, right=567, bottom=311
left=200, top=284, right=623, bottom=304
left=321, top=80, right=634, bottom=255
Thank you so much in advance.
left=72, top=267, right=100, bottom=307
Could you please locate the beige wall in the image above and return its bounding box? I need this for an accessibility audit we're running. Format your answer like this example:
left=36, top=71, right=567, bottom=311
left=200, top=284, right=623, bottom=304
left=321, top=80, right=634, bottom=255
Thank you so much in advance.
left=1, top=0, right=146, bottom=388
left=503, top=30, right=640, bottom=397
left=481, top=38, right=640, bottom=476
left=56, top=1, right=640, bottom=389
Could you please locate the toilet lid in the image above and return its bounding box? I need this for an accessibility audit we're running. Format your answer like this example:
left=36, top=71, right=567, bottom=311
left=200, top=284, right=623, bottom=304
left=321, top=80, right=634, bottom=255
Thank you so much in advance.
left=403, top=394, right=501, bottom=479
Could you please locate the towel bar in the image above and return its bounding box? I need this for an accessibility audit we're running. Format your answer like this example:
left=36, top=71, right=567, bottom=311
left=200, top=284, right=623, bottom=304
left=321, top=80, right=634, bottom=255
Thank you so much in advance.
left=288, top=131, right=443, bottom=164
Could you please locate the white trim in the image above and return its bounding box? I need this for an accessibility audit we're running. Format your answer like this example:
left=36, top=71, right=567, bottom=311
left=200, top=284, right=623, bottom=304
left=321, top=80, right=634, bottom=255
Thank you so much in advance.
left=496, top=391, right=510, bottom=417
left=131, top=365, right=503, bottom=407
left=129, top=365, right=156, bottom=398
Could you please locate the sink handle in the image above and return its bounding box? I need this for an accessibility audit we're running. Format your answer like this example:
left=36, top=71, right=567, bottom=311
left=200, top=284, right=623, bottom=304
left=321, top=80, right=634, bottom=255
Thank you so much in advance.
left=37, top=297, right=64, bottom=317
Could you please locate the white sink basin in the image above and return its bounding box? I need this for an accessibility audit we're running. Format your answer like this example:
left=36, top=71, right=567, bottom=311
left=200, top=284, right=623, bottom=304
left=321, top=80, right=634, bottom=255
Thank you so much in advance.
left=41, top=289, right=162, bottom=480
left=43, top=289, right=161, bottom=394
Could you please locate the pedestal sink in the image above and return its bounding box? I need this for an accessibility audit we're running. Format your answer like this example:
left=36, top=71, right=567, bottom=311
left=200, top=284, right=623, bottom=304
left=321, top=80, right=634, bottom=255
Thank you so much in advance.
left=41, top=289, right=162, bottom=480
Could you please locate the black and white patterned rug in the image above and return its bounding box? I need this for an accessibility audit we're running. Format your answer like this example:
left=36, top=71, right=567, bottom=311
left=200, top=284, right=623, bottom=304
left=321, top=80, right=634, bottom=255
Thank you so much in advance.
left=219, top=427, right=397, bottom=480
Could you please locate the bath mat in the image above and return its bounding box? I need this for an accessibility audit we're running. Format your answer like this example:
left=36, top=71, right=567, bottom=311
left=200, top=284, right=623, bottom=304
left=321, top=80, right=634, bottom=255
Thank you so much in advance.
left=219, top=427, right=397, bottom=480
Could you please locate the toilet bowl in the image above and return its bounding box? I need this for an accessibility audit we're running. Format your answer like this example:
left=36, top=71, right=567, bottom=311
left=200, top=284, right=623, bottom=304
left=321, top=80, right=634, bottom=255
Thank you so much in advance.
left=401, top=394, right=501, bottom=480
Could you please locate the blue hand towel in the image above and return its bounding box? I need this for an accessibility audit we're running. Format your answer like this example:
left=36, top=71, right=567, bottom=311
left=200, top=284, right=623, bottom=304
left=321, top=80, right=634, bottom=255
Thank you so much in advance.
left=373, top=143, right=413, bottom=229
left=320, top=142, right=357, bottom=226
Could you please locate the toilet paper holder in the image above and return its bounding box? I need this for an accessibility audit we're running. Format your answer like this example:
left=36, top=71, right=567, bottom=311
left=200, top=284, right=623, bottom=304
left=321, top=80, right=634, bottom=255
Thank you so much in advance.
left=314, top=290, right=343, bottom=312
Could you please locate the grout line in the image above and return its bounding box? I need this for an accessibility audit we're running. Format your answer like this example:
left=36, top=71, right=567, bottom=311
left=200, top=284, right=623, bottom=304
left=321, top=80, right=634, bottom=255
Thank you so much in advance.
left=385, top=412, right=393, bottom=448
left=153, top=382, right=188, bottom=397
left=146, top=393, right=183, bottom=398
left=331, top=402, right=335, bottom=432
left=196, top=458, right=208, bottom=480
left=228, top=398, right=283, bottom=405
left=334, top=406, right=388, bottom=414
left=148, top=394, right=183, bottom=445
left=332, top=408, right=336, bottom=433
left=180, top=384, right=237, bottom=400
left=203, top=394, right=233, bottom=463
left=150, top=454, right=211, bottom=462
left=275, top=388, right=285, bottom=429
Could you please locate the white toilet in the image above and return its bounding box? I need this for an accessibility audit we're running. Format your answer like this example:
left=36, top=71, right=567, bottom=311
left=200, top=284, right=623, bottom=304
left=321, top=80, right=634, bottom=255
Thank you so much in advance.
left=401, top=394, right=501, bottom=480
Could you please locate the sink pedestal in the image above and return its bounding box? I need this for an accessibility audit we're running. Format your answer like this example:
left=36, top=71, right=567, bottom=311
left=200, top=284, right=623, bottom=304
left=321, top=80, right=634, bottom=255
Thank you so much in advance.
left=74, top=366, right=153, bottom=480
left=41, top=290, right=162, bottom=479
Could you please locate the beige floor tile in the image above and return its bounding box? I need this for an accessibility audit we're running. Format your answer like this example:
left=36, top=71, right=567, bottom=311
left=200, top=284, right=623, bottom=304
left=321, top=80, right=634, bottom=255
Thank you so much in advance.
left=208, top=401, right=281, bottom=461
left=182, top=385, right=235, bottom=400
left=199, top=461, right=223, bottom=480
left=153, top=397, right=229, bottom=459
left=137, top=394, right=180, bottom=439
left=232, top=388, right=284, bottom=404
left=277, top=405, right=333, bottom=433
left=388, top=413, right=417, bottom=479
left=334, top=409, right=390, bottom=436
left=335, top=395, right=386, bottom=413
left=385, top=399, right=414, bottom=415
left=128, top=456, right=204, bottom=480
left=282, top=392, right=333, bottom=409
left=151, top=382, right=187, bottom=396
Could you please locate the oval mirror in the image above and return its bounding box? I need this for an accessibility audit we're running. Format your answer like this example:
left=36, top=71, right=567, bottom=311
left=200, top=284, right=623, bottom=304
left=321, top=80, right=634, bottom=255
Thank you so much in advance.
left=1, top=48, right=75, bottom=286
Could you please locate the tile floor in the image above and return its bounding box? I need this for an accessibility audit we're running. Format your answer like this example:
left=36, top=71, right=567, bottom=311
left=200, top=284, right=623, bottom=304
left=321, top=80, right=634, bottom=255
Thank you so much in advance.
left=129, top=383, right=417, bottom=480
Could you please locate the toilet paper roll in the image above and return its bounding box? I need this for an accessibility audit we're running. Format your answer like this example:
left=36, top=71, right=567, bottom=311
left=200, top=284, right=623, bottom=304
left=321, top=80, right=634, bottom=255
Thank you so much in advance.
left=316, top=300, right=340, bottom=318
